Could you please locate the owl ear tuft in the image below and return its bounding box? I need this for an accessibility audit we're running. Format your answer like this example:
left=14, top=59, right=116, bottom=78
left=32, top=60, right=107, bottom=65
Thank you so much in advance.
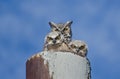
left=65, top=21, right=73, bottom=27
left=49, top=22, right=57, bottom=28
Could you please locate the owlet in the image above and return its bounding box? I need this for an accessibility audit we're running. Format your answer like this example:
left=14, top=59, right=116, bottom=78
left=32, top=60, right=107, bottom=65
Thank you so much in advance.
left=68, top=40, right=88, bottom=57
left=43, top=31, right=70, bottom=52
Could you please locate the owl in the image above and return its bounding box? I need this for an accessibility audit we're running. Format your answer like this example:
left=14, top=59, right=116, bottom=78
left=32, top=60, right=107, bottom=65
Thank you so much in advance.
left=43, top=31, right=70, bottom=52
left=68, top=40, right=88, bottom=57
left=49, top=21, right=73, bottom=43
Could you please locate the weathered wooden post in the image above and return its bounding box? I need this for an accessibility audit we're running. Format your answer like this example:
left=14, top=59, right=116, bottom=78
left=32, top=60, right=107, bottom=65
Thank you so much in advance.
left=26, top=21, right=91, bottom=79
left=26, top=51, right=91, bottom=79
left=26, top=54, right=51, bottom=79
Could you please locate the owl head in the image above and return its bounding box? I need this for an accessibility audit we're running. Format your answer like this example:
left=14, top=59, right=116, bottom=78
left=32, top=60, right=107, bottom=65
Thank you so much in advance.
left=69, top=40, right=88, bottom=57
left=45, top=31, right=64, bottom=46
left=49, top=21, right=73, bottom=43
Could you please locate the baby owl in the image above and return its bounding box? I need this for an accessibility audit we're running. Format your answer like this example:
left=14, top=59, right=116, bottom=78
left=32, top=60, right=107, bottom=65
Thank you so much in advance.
left=49, top=21, right=73, bottom=44
left=43, top=31, right=70, bottom=52
left=69, top=40, right=88, bottom=57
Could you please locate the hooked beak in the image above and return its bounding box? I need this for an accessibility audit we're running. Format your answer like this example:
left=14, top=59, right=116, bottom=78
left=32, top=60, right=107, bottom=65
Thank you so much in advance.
left=76, top=48, right=80, bottom=53
left=53, top=39, right=56, bottom=44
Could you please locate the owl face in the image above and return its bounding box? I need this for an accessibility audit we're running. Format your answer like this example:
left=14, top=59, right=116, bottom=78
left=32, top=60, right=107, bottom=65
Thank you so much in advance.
left=69, top=40, right=88, bottom=57
left=45, top=31, right=64, bottom=46
left=49, top=21, right=73, bottom=43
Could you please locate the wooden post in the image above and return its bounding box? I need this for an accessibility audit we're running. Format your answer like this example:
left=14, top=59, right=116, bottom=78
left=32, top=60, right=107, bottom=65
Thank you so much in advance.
left=26, top=51, right=91, bottom=79
left=26, top=54, right=51, bottom=79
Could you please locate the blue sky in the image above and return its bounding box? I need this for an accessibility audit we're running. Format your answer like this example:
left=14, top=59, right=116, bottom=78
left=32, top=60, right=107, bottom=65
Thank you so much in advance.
left=0, top=0, right=120, bottom=79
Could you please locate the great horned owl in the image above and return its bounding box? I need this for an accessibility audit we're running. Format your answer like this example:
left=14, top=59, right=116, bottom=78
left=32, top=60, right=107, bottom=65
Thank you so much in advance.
left=49, top=21, right=73, bottom=44
left=68, top=40, right=88, bottom=57
left=43, top=31, right=70, bottom=52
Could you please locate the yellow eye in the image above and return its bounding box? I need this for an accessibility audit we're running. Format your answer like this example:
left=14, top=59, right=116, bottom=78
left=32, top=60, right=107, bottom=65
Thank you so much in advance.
left=64, top=27, right=69, bottom=31
left=79, top=45, right=85, bottom=50
left=47, top=37, right=53, bottom=41
left=52, top=28, right=59, bottom=31
left=71, top=44, right=76, bottom=48
left=55, top=36, right=61, bottom=40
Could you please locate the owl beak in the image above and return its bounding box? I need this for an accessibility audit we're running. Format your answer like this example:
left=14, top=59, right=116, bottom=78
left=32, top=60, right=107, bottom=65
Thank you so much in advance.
left=53, top=39, right=56, bottom=44
left=61, top=31, right=64, bottom=34
left=76, top=48, right=80, bottom=53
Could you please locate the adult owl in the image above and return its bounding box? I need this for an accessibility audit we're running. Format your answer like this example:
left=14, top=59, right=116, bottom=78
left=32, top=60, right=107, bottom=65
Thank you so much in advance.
left=68, top=40, right=88, bottom=57
left=49, top=21, right=73, bottom=44
left=43, top=31, right=70, bottom=52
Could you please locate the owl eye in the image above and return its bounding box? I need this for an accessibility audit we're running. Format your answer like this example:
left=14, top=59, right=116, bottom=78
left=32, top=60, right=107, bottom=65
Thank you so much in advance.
left=79, top=45, right=85, bottom=50
left=71, top=44, right=76, bottom=48
left=55, top=36, right=61, bottom=40
left=47, top=37, right=53, bottom=41
left=53, top=28, right=59, bottom=31
left=63, top=27, right=69, bottom=31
